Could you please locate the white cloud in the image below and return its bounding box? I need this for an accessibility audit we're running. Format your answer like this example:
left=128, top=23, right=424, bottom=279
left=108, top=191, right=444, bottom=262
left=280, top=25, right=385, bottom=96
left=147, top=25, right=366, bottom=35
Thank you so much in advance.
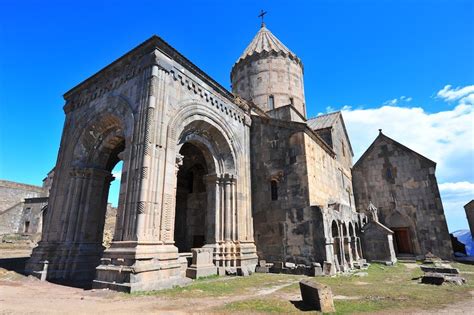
left=383, top=98, right=398, bottom=106
left=439, top=181, right=474, bottom=194
left=339, top=84, right=474, bottom=231
left=438, top=181, right=474, bottom=232
left=459, top=93, right=474, bottom=106
left=400, top=96, right=413, bottom=102
left=342, top=103, right=473, bottom=182
left=437, top=84, right=474, bottom=102
left=112, top=170, right=122, bottom=180
left=382, top=96, right=413, bottom=106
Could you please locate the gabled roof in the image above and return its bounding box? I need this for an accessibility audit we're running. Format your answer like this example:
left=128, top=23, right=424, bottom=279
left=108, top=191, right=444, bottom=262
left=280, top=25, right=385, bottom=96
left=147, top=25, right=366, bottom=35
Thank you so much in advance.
left=364, top=220, right=394, bottom=234
left=306, top=111, right=354, bottom=156
left=465, top=200, right=474, bottom=208
left=307, top=112, right=340, bottom=130
left=235, top=25, right=301, bottom=65
left=353, top=130, right=437, bottom=169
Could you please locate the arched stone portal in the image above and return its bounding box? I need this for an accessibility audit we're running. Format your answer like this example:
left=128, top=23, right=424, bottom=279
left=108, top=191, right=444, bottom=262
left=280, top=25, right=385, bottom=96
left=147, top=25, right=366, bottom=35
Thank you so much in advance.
left=27, top=108, right=131, bottom=286
left=174, top=143, right=209, bottom=252
left=172, top=118, right=246, bottom=272
left=27, top=43, right=257, bottom=292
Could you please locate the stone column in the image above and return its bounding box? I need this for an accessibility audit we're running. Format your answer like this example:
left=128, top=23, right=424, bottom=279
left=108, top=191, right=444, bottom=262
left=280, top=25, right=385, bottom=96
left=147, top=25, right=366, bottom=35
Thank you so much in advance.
left=344, top=236, right=354, bottom=268
left=204, top=174, right=220, bottom=244
left=56, top=167, right=114, bottom=281
left=338, top=225, right=346, bottom=270
left=208, top=173, right=239, bottom=272
left=59, top=169, right=85, bottom=242
left=357, top=237, right=364, bottom=259
left=79, top=168, right=114, bottom=243
left=231, top=178, right=237, bottom=241
left=333, top=237, right=341, bottom=270
left=224, top=175, right=232, bottom=242
left=352, top=236, right=360, bottom=261
left=112, top=150, right=127, bottom=242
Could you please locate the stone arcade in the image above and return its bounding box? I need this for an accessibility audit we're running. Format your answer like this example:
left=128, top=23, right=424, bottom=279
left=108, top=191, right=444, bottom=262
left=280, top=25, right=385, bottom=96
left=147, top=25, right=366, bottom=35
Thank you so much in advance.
left=26, top=24, right=450, bottom=292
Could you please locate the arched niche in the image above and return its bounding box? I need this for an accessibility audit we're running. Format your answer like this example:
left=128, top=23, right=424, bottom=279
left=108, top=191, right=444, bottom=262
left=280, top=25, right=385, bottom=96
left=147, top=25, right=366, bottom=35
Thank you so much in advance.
left=173, top=116, right=238, bottom=260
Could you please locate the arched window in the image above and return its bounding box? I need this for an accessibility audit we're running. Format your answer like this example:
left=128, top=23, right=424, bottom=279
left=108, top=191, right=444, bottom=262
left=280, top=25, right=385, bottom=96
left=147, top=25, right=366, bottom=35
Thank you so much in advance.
left=268, top=95, right=275, bottom=110
left=270, top=180, right=278, bottom=201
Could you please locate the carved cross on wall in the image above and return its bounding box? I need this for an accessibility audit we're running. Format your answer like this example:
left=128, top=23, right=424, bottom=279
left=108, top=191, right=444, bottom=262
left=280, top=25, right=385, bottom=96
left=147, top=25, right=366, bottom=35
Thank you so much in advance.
left=258, top=10, right=267, bottom=27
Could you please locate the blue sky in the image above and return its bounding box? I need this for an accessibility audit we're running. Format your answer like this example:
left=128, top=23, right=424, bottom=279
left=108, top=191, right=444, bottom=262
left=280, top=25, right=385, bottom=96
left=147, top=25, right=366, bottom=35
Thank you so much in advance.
left=0, top=0, right=473, bottom=231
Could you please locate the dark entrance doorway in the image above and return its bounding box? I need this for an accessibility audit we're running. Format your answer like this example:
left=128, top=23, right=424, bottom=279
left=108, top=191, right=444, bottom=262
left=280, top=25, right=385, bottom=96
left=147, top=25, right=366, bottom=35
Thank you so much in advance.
left=174, top=142, right=208, bottom=252
left=392, top=227, right=413, bottom=254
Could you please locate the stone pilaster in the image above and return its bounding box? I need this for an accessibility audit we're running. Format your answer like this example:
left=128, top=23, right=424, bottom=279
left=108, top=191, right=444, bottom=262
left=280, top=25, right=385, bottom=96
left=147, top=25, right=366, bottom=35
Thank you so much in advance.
left=94, top=54, right=188, bottom=292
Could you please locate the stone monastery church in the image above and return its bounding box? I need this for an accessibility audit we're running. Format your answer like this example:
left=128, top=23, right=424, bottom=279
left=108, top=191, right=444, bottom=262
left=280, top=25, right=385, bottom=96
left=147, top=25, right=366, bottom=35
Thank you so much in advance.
left=26, top=23, right=452, bottom=292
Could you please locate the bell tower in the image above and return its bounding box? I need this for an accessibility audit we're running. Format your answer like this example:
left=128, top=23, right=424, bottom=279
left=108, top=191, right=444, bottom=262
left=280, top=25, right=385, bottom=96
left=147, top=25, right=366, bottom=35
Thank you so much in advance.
left=231, top=23, right=306, bottom=119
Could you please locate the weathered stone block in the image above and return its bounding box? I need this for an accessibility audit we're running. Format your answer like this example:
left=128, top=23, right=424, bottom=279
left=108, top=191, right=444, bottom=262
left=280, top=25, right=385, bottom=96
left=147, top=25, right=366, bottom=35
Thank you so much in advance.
left=255, top=266, right=270, bottom=273
left=323, top=261, right=336, bottom=276
left=185, top=248, right=217, bottom=279
left=420, top=264, right=459, bottom=275
left=311, top=262, right=323, bottom=276
left=299, top=279, right=335, bottom=313
left=444, top=275, right=466, bottom=285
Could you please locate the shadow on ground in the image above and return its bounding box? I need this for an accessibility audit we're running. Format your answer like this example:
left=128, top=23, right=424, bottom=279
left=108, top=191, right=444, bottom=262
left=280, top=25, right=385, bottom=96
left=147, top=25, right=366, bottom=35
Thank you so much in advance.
left=0, top=256, right=93, bottom=290
left=0, top=256, right=29, bottom=276
left=290, top=300, right=314, bottom=311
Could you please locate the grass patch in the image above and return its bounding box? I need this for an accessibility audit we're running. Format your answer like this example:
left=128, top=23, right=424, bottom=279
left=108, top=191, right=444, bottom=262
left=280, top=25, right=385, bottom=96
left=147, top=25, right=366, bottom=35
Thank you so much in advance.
left=217, top=262, right=474, bottom=314
left=131, top=273, right=302, bottom=298
left=130, top=262, right=474, bottom=314
left=223, top=298, right=305, bottom=313
left=312, top=262, right=474, bottom=313
left=196, top=274, right=220, bottom=281
left=333, top=299, right=389, bottom=314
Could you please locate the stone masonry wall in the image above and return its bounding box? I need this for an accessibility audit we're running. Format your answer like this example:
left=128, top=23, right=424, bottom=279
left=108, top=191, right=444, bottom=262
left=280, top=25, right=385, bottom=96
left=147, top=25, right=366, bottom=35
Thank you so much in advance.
left=250, top=117, right=313, bottom=264
left=250, top=117, right=359, bottom=266
left=232, top=54, right=306, bottom=118
left=352, top=135, right=453, bottom=259
left=305, top=133, right=354, bottom=209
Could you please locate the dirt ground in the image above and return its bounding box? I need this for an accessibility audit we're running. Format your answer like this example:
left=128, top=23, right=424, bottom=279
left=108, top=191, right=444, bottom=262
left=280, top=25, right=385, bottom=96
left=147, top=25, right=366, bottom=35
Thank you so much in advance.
left=1, top=249, right=473, bottom=314
left=1, top=274, right=473, bottom=314
left=2, top=272, right=300, bottom=314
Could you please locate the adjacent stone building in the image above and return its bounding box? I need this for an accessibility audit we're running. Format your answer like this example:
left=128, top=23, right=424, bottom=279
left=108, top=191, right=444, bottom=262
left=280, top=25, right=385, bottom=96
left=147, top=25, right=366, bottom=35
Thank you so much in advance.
left=360, top=203, right=397, bottom=264
left=352, top=130, right=453, bottom=259
left=465, top=200, right=474, bottom=236
left=233, top=26, right=365, bottom=271
left=0, top=180, right=46, bottom=236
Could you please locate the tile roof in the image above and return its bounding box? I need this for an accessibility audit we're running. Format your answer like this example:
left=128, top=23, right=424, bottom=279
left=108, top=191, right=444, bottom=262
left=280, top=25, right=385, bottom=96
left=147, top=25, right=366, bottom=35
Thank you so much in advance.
left=306, top=112, right=341, bottom=131
left=236, top=26, right=299, bottom=64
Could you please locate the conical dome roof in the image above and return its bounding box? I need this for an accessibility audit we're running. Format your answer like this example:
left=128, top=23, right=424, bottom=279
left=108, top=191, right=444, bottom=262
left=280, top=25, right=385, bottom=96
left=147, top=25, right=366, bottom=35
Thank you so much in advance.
left=235, top=25, right=301, bottom=65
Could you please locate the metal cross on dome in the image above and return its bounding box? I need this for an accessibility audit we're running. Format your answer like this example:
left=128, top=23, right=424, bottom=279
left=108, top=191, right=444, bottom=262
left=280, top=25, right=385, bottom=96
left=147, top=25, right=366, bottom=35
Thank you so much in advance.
left=258, top=10, right=267, bottom=27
